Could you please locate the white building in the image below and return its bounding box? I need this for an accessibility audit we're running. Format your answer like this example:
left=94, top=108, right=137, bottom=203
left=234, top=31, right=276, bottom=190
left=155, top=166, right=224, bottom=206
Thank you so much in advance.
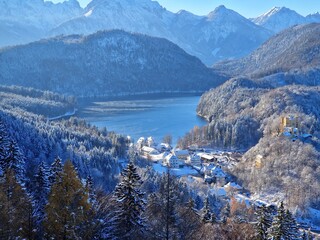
left=163, top=154, right=180, bottom=168
left=136, top=137, right=145, bottom=150
left=186, top=154, right=201, bottom=166
left=141, top=146, right=159, bottom=157
left=147, top=136, right=155, bottom=147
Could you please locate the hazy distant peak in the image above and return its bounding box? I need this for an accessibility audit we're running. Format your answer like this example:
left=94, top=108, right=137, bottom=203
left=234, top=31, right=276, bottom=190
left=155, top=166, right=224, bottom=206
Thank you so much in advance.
left=206, top=5, right=240, bottom=21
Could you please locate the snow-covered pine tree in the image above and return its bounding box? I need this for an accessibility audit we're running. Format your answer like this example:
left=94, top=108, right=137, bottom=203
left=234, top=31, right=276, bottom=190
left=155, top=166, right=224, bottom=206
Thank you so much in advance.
left=48, top=157, right=63, bottom=186
left=268, top=202, right=286, bottom=240
left=32, top=161, right=50, bottom=238
left=0, top=122, right=10, bottom=172
left=111, top=161, right=145, bottom=239
left=201, top=196, right=216, bottom=224
left=85, top=174, right=96, bottom=205
left=255, top=205, right=272, bottom=240
left=284, top=209, right=300, bottom=240
left=0, top=136, right=25, bottom=181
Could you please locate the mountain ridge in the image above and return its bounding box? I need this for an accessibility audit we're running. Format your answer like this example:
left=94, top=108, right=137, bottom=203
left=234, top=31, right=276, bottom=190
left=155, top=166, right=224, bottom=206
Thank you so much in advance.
left=0, top=30, right=226, bottom=97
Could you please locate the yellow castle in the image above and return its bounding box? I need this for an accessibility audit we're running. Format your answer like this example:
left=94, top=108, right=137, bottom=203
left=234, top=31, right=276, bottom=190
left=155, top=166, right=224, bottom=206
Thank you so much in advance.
left=280, top=115, right=300, bottom=136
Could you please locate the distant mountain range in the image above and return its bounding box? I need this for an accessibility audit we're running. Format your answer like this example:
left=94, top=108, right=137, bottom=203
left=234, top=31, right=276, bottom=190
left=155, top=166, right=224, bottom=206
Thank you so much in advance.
left=1, top=0, right=320, bottom=65
left=0, top=0, right=272, bottom=65
left=0, top=30, right=225, bottom=97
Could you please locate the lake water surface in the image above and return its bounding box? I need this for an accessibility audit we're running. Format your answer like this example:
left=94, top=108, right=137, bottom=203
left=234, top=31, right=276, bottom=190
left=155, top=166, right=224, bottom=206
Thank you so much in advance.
left=78, top=96, right=207, bottom=145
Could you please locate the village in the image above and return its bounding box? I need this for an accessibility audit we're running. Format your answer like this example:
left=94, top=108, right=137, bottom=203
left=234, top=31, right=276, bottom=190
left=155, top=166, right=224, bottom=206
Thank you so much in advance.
left=134, top=136, right=244, bottom=194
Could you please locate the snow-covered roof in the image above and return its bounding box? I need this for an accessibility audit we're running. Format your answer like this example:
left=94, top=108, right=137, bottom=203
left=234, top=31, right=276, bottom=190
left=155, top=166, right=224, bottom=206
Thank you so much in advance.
left=211, top=166, right=226, bottom=178
left=225, top=182, right=242, bottom=189
left=141, top=146, right=158, bottom=153
left=173, top=149, right=189, bottom=156
left=200, top=154, right=215, bottom=160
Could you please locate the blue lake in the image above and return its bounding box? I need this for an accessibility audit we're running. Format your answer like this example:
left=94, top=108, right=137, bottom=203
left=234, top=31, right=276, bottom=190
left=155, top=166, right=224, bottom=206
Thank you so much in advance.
left=78, top=95, right=207, bottom=145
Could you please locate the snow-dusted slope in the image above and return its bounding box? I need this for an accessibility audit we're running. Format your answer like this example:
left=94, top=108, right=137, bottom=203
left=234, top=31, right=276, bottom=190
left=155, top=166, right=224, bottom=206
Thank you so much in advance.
left=0, top=0, right=272, bottom=65
left=0, top=0, right=83, bottom=46
left=213, top=23, right=320, bottom=82
left=51, top=3, right=271, bottom=65
left=0, top=30, right=226, bottom=96
left=171, top=5, right=271, bottom=64
left=252, top=7, right=315, bottom=33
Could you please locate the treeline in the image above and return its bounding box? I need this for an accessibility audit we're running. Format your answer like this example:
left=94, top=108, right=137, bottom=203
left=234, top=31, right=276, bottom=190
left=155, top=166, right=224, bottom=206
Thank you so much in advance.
left=0, top=85, right=75, bottom=117
left=0, top=146, right=314, bottom=239
left=0, top=104, right=127, bottom=191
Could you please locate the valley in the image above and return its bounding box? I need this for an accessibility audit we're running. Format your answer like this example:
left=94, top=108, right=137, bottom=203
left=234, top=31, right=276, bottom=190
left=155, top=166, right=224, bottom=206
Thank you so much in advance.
left=1, top=0, right=320, bottom=239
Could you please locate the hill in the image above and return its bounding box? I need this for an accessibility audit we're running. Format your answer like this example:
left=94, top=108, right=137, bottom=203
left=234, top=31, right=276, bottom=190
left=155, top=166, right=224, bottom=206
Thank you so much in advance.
left=0, top=30, right=225, bottom=97
left=213, top=23, right=320, bottom=86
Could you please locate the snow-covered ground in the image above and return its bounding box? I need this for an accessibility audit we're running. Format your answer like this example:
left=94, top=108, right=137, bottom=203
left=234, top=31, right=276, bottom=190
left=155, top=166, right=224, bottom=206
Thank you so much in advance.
left=152, top=163, right=199, bottom=176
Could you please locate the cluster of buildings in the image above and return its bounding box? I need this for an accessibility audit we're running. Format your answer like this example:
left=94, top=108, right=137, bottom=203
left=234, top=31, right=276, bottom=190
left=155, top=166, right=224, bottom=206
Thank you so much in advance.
left=136, top=137, right=238, bottom=187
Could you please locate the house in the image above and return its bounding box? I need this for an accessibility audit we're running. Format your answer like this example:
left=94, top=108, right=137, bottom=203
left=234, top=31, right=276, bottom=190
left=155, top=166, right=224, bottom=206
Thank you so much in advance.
left=186, top=154, right=201, bottom=166
left=141, top=146, right=159, bottom=157
left=255, top=154, right=263, bottom=169
left=156, top=143, right=172, bottom=152
left=163, top=154, right=180, bottom=168
left=136, top=137, right=145, bottom=150
left=147, top=136, right=155, bottom=147
left=211, top=166, right=226, bottom=186
left=173, top=149, right=189, bottom=160
left=200, top=153, right=216, bottom=162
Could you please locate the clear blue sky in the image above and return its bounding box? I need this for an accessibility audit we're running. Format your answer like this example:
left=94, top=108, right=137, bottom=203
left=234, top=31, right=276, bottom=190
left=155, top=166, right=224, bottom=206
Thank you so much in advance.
left=49, top=0, right=320, bottom=17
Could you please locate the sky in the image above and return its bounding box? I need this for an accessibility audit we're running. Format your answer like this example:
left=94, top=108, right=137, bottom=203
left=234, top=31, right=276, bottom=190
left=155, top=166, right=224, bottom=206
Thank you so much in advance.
left=49, top=0, right=320, bottom=18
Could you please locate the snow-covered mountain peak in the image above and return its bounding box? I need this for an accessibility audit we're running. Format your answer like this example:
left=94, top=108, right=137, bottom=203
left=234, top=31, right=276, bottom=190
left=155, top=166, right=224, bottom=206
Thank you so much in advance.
left=252, top=6, right=306, bottom=33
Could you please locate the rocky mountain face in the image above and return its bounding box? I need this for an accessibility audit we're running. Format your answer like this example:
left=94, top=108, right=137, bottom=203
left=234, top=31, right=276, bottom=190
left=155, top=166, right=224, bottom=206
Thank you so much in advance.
left=0, top=0, right=271, bottom=65
left=0, top=30, right=225, bottom=97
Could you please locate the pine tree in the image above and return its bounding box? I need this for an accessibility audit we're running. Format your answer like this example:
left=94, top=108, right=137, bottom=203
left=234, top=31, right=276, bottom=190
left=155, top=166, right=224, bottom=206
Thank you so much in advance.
left=255, top=205, right=272, bottom=240
left=145, top=170, right=179, bottom=240
left=85, top=174, right=96, bottom=205
left=48, top=157, right=63, bottom=186
left=0, top=139, right=25, bottom=181
left=33, top=161, right=50, bottom=238
left=44, top=160, right=92, bottom=239
left=0, top=122, right=10, bottom=174
left=111, top=161, right=145, bottom=239
left=0, top=169, right=34, bottom=239
left=176, top=198, right=201, bottom=240
left=268, top=202, right=286, bottom=240
left=201, top=196, right=216, bottom=224
left=284, top=209, right=300, bottom=240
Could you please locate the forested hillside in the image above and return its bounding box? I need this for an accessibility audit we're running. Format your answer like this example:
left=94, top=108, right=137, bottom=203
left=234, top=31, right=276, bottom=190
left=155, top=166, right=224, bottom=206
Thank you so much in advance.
left=0, top=86, right=128, bottom=190
left=213, top=23, right=320, bottom=82
left=178, top=24, right=320, bottom=214
left=0, top=30, right=225, bottom=97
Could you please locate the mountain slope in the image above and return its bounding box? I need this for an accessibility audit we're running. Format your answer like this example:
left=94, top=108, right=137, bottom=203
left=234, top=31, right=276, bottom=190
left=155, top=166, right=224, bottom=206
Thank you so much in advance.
left=51, top=3, right=271, bottom=65
left=0, top=0, right=83, bottom=46
left=0, top=30, right=225, bottom=97
left=213, top=23, right=320, bottom=84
